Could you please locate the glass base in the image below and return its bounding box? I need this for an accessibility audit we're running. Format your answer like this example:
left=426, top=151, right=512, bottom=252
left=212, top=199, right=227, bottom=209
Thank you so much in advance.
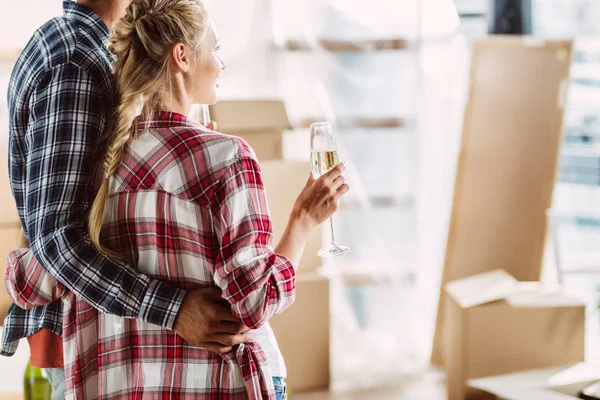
left=318, top=244, right=350, bottom=258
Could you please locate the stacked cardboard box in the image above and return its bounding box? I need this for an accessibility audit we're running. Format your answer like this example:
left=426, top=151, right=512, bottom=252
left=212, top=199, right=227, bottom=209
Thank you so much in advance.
left=211, top=100, right=330, bottom=393
left=445, top=270, right=585, bottom=400
left=210, top=100, right=325, bottom=273
left=432, top=37, right=574, bottom=367
left=269, top=273, right=330, bottom=393
left=210, top=100, right=289, bottom=161
left=260, top=160, right=325, bottom=274
left=261, top=160, right=330, bottom=392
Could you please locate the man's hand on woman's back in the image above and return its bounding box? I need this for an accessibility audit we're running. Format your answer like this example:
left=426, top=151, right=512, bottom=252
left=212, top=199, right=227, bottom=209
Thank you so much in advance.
left=173, top=286, right=251, bottom=354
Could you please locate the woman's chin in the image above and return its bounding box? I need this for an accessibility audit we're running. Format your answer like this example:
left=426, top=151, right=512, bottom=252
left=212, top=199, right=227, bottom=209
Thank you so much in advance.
left=195, top=93, right=218, bottom=106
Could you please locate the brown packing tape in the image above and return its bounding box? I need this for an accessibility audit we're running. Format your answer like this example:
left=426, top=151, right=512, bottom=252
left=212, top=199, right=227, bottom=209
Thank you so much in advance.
left=431, top=37, right=573, bottom=367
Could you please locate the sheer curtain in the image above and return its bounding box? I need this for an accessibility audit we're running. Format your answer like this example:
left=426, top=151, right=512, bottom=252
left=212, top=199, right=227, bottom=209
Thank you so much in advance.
left=211, top=0, right=600, bottom=388
left=212, top=0, right=467, bottom=389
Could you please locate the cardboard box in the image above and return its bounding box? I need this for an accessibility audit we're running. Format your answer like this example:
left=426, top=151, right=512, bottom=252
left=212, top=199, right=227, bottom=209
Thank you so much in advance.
left=260, top=160, right=325, bottom=272
left=270, top=273, right=330, bottom=393
left=432, top=37, right=574, bottom=366
left=445, top=270, right=585, bottom=400
left=469, top=363, right=600, bottom=400
left=210, top=100, right=291, bottom=161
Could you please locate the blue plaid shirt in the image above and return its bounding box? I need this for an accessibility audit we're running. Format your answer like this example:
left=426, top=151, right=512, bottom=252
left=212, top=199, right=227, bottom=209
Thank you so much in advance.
left=1, top=0, right=185, bottom=356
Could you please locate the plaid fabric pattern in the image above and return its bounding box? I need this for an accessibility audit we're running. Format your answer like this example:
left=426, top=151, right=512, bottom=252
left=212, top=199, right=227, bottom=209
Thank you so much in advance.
left=5, top=112, right=296, bottom=399
left=5, top=249, right=67, bottom=310
left=1, top=0, right=185, bottom=356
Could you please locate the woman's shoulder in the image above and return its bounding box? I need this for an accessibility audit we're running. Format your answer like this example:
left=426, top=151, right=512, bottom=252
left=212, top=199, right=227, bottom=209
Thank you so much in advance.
left=131, top=126, right=258, bottom=203
left=186, top=127, right=258, bottom=166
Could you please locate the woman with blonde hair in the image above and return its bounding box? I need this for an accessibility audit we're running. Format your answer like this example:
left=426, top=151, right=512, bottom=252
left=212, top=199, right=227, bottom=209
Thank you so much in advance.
left=5, top=0, right=348, bottom=398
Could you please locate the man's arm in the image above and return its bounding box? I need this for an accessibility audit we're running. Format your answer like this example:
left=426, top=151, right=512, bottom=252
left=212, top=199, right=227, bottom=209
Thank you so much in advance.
left=24, top=63, right=184, bottom=328
left=20, top=64, right=251, bottom=353
left=5, top=247, right=66, bottom=309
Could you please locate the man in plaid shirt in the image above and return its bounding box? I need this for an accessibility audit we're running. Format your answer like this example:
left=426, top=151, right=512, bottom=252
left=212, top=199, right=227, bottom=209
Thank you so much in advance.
left=2, top=0, right=249, bottom=394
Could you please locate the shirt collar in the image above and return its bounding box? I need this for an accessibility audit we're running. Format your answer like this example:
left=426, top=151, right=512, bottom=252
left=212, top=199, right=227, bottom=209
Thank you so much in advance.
left=63, top=1, right=110, bottom=46
left=135, top=111, right=202, bottom=131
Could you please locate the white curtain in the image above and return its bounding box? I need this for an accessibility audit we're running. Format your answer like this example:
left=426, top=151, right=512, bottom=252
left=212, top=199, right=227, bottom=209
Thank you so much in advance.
left=211, top=0, right=600, bottom=385
left=211, top=0, right=467, bottom=390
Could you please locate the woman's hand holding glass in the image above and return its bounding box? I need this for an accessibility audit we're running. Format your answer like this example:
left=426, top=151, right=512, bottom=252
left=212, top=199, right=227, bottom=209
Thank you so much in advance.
left=291, top=163, right=349, bottom=234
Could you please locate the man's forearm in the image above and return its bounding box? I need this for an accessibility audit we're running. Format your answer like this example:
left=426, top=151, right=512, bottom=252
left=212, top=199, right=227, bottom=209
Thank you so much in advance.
left=30, top=224, right=185, bottom=329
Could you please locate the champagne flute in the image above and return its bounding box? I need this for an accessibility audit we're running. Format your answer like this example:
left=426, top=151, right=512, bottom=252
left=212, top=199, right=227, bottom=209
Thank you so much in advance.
left=310, top=122, right=350, bottom=258
left=200, top=104, right=211, bottom=127
left=191, top=104, right=211, bottom=127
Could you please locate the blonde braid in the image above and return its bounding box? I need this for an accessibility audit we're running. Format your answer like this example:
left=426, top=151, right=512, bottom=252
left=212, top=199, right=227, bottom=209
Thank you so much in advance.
left=89, top=94, right=139, bottom=258
left=88, top=0, right=209, bottom=257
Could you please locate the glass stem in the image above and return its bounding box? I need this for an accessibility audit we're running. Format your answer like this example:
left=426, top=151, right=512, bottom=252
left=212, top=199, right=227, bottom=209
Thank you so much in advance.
left=329, top=216, right=336, bottom=245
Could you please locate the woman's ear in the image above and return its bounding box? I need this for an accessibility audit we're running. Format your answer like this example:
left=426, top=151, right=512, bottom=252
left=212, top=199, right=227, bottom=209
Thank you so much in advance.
left=170, top=43, right=190, bottom=73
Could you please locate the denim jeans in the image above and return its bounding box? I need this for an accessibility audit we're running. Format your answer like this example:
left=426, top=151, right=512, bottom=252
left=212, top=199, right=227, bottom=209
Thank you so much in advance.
left=43, top=368, right=284, bottom=399
left=44, top=368, right=65, bottom=400
left=273, top=377, right=287, bottom=400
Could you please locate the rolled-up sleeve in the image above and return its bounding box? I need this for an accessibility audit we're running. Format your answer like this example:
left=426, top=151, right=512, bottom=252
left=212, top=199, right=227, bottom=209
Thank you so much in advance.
left=5, top=249, right=66, bottom=309
left=210, top=156, right=296, bottom=330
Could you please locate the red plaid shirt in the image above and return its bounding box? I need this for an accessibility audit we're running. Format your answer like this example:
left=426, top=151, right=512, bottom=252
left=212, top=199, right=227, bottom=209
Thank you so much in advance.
left=5, top=111, right=296, bottom=399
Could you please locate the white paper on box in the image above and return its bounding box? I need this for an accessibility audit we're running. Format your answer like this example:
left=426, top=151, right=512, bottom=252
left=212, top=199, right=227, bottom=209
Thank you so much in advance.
left=468, top=366, right=567, bottom=394
left=548, top=363, right=600, bottom=388
left=503, top=388, right=583, bottom=400
left=445, top=269, right=518, bottom=308
left=506, top=283, right=584, bottom=307
left=469, top=363, right=600, bottom=400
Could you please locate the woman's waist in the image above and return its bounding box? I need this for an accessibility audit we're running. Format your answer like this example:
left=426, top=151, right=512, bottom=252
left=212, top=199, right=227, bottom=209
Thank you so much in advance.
left=98, top=314, right=278, bottom=357
left=251, top=323, right=281, bottom=355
